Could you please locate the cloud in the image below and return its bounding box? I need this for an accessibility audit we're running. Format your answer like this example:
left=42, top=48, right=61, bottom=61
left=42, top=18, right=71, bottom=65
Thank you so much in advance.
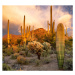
left=2, top=5, right=73, bottom=36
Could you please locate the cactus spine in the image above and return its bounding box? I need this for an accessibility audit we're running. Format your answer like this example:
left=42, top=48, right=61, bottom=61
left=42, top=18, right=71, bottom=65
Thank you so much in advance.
left=56, top=23, right=65, bottom=69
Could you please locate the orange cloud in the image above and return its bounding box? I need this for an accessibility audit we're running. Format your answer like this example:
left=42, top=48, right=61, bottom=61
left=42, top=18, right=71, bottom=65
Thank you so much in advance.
left=3, top=5, right=73, bottom=36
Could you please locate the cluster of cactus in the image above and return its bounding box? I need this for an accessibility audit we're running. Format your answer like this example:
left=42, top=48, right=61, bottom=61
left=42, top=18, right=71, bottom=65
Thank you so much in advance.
left=20, top=15, right=34, bottom=48
left=56, top=23, right=65, bottom=69
left=47, top=6, right=55, bottom=36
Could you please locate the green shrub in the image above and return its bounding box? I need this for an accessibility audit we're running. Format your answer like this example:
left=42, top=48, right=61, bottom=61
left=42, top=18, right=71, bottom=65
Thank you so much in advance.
left=41, top=50, right=48, bottom=57
left=5, top=48, right=13, bottom=56
left=35, top=59, right=40, bottom=66
left=49, top=50, right=54, bottom=54
left=64, top=58, right=73, bottom=70
left=11, top=53, right=19, bottom=59
left=29, top=59, right=35, bottom=63
left=65, top=40, right=73, bottom=47
left=43, top=42, right=51, bottom=53
left=42, top=57, right=50, bottom=64
left=26, top=52, right=32, bottom=57
left=3, top=45, right=6, bottom=49
left=21, top=46, right=30, bottom=57
left=43, top=34, right=56, bottom=49
left=3, top=63, right=11, bottom=71
left=3, top=39, right=8, bottom=48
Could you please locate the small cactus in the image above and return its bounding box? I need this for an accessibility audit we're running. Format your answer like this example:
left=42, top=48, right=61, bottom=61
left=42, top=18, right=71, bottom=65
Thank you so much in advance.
left=56, top=23, right=65, bottom=69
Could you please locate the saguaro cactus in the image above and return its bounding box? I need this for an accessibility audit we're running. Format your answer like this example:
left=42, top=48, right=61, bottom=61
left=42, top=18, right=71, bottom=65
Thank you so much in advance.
left=21, top=26, right=23, bottom=37
left=47, top=21, right=49, bottom=34
left=32, top=26, right=34, bottom=41
left=53, top=20, right=55, bottom=34
left=56, top=23, right=65, bottom=69
left=50, top=6, right=52, bottom=34
left=7, top=20, right=10, bottom=47
left=23, top=15, right=26, bottom=47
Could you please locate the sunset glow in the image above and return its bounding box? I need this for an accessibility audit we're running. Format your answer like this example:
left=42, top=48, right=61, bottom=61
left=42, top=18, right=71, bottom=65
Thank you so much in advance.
left=3, top=5, right=73, bottom=36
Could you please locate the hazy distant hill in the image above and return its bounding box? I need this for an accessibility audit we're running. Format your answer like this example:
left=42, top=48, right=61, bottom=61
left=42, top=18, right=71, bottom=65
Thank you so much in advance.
left=3, top=28, right=47, bottom=43
left=3, top=28, right=70, bottom=44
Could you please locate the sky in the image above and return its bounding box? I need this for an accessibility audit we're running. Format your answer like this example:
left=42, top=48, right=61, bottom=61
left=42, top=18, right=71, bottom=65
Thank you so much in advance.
left=2, top=5, right=73, bottom=36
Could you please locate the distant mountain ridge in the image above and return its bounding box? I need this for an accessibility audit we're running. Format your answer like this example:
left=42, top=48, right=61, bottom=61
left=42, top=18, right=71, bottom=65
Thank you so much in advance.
left=3, top=28, right=70, bottom=42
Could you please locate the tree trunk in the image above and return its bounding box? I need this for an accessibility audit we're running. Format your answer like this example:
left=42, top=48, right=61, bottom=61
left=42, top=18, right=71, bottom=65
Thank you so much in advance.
left=38, top=55, right=40, bottom=60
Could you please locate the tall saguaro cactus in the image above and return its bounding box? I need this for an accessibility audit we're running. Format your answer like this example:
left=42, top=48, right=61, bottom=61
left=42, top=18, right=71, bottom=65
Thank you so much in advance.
left=21, top=26, right=23, bottom=37
left=53, top=20, right=55, bottom=34
left=50, top=6, right=52, bottom=34
left=32, top=26, right=34, bottom=41
left=47, top=21, right=49, bottom=34
left=56, top=23, right=65, bottom=69
left=7, top=20, right=10, bottom=47
left=23, top=15, right=26, bottom=47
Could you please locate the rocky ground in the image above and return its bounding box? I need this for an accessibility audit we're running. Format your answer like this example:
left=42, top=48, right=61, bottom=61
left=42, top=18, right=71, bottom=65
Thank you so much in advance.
left=3, top=54, right=59, bottom=71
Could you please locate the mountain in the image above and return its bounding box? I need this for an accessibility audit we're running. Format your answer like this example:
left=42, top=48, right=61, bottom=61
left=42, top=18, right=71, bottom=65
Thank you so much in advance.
left=3, top=28, right=47, bottom=44
left=3, top=28, right=70, bottom=44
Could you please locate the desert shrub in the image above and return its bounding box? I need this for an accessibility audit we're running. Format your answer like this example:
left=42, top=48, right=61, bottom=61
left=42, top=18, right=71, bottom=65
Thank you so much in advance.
left=3, top=63, right=11, bottom=71
left=17, top=56, right=29, bottom=65
left=3, top=49, right=6, bottom=53
left=27, top=41, right=43, bottom=59
left=19, top=51, right=25, bottom=56
left=43, top=34, right=56, bottom=50
left=21, top=46, right=31, bottom=57
left=49, top=50, right=54, bottom=54
left=3, top=39, right=8, bottom=48
left=5, top=48, right=13, bottom=56
left=64, top=58, right=73, bottom=70
left=42, top=42, right=51, bottom=57
left=3, top=53, right=7, bottom=56
left=65, top=48, right=73, bottom=58
left=65, top=39, right=73, bottom=47
left=41, top=50, right=47, bottom=57
left=35, top=59, right=41, bottom=66
left=3, top=45, right=6, bottom=49
left=11, top=53, right=19, bottom=59
left=29, top=59, right=35, bottom=63
left=42, top=56, right=50, bottom=64
left=43, top=42, right=51, bottom=52
left=17, top=39, right=22, bottom=46
left=13, top=48, right=20, bottom=53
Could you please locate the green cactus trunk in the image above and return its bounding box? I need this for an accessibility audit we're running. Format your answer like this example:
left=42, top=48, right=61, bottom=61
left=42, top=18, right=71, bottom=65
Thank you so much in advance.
left=56, top=23, right=65, bottom=70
